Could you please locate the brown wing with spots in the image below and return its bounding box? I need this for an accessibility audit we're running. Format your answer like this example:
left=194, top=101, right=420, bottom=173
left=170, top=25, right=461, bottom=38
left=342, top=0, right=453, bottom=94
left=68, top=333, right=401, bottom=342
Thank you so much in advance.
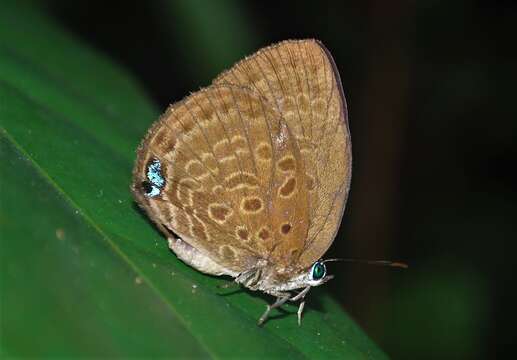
left=214, top=39, right=352, bottom=269
left=132, top=85, right=308, bottom=273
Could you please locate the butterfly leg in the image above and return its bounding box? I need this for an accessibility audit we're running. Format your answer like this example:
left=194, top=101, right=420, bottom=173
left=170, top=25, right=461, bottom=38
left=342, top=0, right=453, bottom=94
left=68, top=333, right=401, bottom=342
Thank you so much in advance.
left=258, top=293, right=291, bottom=326
left=236, top=267, right=263, bottom=291
left=291, top=286, right=311, bottom=302
left=297, top=301, right=305, bottom=326
left=290, top=286, right=311, bottom=326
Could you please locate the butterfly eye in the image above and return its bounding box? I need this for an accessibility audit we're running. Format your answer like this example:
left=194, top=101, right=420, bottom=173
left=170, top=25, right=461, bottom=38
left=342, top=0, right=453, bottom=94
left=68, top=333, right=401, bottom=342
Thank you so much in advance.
left=310, top=261, right=327, bottom=281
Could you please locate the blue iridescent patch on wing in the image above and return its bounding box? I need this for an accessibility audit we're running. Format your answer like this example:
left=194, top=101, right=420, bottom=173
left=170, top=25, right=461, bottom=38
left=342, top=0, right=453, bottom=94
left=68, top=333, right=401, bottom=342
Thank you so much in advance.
left=147, top=159, right=165, bottom=187
left=147, top=185, right=161, bottom=197
left=143, top=158, right=165, bottom=197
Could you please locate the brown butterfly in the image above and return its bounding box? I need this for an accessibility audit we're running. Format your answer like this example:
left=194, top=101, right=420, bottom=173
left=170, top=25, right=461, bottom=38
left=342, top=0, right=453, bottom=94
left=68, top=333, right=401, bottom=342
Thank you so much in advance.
left=132, top=39, right=352, bottom=326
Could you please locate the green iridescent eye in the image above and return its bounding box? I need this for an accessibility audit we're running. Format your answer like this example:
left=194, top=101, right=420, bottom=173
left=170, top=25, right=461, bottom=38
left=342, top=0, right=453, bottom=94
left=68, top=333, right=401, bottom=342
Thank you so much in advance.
left=310, top=262, right=326, bottom=281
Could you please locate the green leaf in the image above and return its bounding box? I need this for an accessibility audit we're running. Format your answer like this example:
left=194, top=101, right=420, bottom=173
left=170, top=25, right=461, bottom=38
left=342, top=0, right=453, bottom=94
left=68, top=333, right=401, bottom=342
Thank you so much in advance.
left=0, top=2, right=387, bottom=358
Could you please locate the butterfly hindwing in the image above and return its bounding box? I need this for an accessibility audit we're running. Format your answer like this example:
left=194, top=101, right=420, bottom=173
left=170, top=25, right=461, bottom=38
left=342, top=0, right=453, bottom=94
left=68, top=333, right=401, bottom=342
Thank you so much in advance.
left=132, top=85, right=307, bottom=273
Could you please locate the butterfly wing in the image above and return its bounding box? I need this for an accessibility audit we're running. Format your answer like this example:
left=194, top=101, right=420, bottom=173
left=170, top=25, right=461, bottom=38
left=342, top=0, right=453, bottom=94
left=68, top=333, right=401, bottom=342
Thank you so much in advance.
left=132, top=85, right=308, bottom=274
left=214, top=39, right=352, bottom=270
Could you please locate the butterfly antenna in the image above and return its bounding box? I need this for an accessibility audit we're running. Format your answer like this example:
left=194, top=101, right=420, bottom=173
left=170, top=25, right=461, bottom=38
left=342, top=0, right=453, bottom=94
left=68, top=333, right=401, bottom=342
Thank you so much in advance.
left=322, top=258, right=408, bottom=268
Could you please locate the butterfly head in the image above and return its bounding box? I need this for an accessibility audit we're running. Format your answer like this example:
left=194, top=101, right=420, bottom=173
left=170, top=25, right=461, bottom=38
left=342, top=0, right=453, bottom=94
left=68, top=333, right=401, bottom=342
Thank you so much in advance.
left=298, top=260, right=334, bottom=287
left=258, top=260, right=334, bottom=293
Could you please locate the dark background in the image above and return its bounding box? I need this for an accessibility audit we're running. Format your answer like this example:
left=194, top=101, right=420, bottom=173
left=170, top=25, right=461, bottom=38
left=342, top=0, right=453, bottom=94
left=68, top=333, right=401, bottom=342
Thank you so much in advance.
left=40, top=0, right=516, bottom=358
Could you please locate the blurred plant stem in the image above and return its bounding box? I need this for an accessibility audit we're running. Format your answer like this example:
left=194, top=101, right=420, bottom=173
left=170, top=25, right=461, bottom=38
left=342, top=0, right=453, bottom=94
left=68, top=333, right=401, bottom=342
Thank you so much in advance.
left=346, top=0, right=413, bottom=332
left=153, top=0, right=259, bottom=84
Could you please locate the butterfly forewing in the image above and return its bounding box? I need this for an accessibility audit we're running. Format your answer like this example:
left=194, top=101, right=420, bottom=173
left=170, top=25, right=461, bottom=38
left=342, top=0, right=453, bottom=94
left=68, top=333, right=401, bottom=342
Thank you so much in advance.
left=213, top=39, right=352, bottom=269
left=266, top=119, right=310, bottom=267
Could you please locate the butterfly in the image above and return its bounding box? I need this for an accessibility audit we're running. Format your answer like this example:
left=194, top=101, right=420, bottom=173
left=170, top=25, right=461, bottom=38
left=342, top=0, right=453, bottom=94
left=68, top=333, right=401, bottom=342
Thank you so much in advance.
left=132, top=39, right=352, bottom=326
